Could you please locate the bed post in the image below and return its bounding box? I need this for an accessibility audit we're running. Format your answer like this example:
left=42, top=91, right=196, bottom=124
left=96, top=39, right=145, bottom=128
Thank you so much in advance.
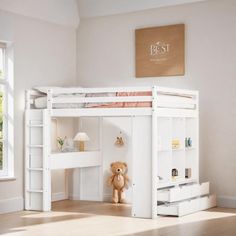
left=25, top=90, right=31, bottom=109
left=196, top=91, right=200, bottom=182
left=47, top=89, right=53, bottom=110
left=42, top=109, right=51, bottom=211
left=152, top=86, right=158, bottom=219
left=99, top=117, right=103, bottom=201
left=43, top=90, right=52, bottom=210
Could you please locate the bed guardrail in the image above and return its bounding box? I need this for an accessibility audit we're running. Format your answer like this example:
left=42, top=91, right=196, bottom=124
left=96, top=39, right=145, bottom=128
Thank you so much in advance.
left=26, top=86, right=198, bottom=111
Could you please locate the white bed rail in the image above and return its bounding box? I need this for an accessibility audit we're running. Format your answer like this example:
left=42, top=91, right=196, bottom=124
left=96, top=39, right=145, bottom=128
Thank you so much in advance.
left=52, top=95, right=152, bottom=104
left=43, top=86, right=197, bottom=96
left=26, top=86, right=198, bottom=111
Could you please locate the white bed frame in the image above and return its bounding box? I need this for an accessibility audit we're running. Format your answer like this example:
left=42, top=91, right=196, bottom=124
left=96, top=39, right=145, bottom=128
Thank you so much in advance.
left=25, top=86, right=208, bottom=218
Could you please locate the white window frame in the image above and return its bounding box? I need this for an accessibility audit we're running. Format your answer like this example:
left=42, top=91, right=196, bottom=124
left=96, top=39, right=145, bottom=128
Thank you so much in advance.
left=0, top=42, right=14, bottom=179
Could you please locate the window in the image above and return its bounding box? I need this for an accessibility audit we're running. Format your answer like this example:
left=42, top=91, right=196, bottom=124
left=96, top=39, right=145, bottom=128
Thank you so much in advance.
left=0, top=42, right=14, bottom=178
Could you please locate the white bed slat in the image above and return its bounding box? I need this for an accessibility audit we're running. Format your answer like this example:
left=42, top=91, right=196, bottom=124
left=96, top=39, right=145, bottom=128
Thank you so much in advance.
left=156, top=86, right=198, bottom=96
left=49, top=86, right=152, bottom=95
left=52, top=96, right=152, bottom=104
left=48, top=86, right=197, bottom=96
left=51, top=108, right=152, bottom=117
left=48, top=86, right=197, bottom=97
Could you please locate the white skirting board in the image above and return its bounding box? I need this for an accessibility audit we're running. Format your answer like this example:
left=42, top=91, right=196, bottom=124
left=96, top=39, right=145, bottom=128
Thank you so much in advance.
left=103, top=194, right=112, bottom=202
left=68, top=194, right=103, bottom=201
left=51, top=192, right=67, bottom=202
left=0, top=197, right=24, bottom=214
left=217, top=196, right=236, bottom=208
left=68, top=194, right=80, bottom=200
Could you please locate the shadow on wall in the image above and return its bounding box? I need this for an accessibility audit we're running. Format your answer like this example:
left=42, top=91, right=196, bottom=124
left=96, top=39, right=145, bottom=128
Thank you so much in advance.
left=102, top=117, right=133, bottom=203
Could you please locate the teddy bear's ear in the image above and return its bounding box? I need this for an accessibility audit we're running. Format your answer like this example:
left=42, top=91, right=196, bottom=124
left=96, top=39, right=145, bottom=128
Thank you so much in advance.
left=123, top=162, right=127, bottom=168
left=110, top=162, right=114, bottom=167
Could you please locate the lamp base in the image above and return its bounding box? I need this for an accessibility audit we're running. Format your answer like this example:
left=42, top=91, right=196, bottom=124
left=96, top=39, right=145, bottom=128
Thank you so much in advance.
left=79, top=141, right=85, bottom=152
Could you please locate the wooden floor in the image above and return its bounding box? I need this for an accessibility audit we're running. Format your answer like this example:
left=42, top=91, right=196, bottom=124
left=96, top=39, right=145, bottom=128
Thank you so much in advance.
left=1, top=200, right=236, bottom=236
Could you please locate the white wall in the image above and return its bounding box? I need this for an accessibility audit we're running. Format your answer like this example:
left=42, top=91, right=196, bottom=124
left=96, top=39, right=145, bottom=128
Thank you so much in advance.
left=102, top=117, right=133, bottom=203
left=77, top=0, right=236, bottom=207
left=0, top=10, right=77, bottom=213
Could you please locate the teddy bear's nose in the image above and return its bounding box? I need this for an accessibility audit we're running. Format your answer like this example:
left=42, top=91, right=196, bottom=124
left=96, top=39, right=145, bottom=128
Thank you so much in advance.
left=117, top=169, right=121, bottom=172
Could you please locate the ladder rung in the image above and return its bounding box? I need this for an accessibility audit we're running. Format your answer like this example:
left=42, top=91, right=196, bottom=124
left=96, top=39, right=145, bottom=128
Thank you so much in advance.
left=28, top=154, right=43, bottom=157
left=27, top=168, right=43, bottom=171
left=27, top=124, right=43, bottom=127
left=28, top=145, right=43, bottom=148
left=27, top=189, right=43, bottom=193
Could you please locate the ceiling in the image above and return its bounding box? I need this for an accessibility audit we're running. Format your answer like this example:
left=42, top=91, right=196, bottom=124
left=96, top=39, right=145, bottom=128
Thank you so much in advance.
left=0, top=0, right=206, bottom=27
left=77, top=0, right=206, bottom=18
left=0, top=0, right=80, bottom=28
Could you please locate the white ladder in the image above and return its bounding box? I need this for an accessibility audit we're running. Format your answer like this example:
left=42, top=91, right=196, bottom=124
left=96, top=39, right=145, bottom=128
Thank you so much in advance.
left=25, top=109, right=51, bottom=211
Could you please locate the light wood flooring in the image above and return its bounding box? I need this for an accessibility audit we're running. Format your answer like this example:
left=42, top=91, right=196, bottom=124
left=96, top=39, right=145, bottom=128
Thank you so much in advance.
left=1, top=200, right=236, bottom=236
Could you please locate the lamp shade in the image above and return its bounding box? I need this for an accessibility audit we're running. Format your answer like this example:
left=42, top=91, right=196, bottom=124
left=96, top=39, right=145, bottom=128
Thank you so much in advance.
left=73, top=132, right=90, bottom=141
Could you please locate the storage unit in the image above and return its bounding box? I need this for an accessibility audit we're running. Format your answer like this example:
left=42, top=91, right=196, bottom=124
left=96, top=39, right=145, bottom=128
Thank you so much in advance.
left=156, top=117, right=199, bottom=188
left=157, top=181, right=216, bottom=216
left=155, top=109, right=216, bottom=216
left=157, top=194, right=216, bottom=217
left=24, top=86, right=216, bottom=218
left=157, top=182, right=210, bottom=202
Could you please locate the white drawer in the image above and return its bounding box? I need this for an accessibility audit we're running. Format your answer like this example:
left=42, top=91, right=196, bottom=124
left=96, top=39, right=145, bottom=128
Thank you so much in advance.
left=157, top=182, right=209, bottom=202
left=157, top=194, right=216, bottom=216
left=199, top=194, right=216, bottom=211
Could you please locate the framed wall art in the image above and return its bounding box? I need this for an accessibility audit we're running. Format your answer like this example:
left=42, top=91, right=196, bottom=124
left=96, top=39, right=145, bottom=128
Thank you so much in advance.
left=135, top=24, right=185, bottom=78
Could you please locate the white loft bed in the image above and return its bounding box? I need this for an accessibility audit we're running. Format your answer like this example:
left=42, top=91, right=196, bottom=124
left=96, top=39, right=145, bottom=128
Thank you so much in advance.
left=25, top=86, right=216, bottom=218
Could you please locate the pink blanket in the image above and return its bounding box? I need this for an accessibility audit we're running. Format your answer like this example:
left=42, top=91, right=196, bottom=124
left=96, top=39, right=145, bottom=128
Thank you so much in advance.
left=87, top=92, right=152, bottom=108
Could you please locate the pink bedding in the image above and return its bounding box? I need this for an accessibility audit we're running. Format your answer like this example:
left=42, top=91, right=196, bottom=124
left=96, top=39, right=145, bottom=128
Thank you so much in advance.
left=87, top=92, right=152, bottom=108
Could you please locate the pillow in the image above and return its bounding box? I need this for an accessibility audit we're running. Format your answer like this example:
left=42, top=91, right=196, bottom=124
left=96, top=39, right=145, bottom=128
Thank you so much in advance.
left=34, top=95, right=86, bottom=109
left=34, top=86, right=84, bottom=94
left=34, top=96, right=47, bottom=108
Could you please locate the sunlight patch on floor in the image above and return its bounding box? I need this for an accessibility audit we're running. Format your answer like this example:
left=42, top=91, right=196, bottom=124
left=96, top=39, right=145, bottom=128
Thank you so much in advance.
left=21, top=211, right=82, bottom=218
left=2, top=207, right=236, bottom=236
left=5, top=209, right=236, bottom=236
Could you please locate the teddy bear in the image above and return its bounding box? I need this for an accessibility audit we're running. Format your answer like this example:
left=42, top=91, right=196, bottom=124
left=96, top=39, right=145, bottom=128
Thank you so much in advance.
left=107, top=161, right=129, bottom=204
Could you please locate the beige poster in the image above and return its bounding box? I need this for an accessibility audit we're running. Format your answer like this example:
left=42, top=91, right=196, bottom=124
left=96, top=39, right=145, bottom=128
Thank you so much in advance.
left=135, top=24, right=185, bottom=78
